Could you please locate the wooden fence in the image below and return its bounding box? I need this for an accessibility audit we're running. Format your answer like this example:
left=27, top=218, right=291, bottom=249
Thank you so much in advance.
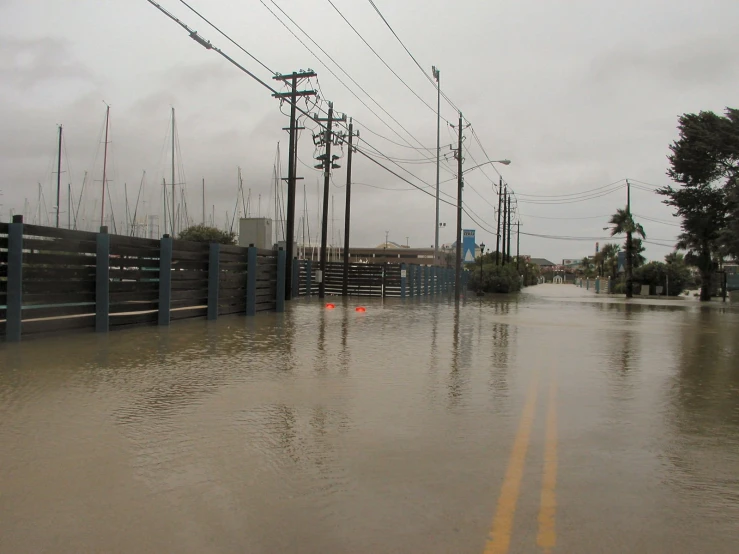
left=1, top=217, right=285, bottom=342
left=293, top=260, right=458, bottom=298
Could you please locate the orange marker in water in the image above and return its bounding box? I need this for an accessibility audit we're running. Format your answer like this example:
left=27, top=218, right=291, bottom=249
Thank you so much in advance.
left=355, top=306, right=366, bottom=313
left=326, top=303, right=336, bottom=310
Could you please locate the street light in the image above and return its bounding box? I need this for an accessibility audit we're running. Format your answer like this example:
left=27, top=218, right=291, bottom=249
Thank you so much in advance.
left=477, top=242, right=486, bottom=297
left=462, top=159, right=511, bottom=175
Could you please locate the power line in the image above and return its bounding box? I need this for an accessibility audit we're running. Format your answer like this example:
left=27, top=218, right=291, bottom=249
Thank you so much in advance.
left=365, top=0, right=460, bottom=113
left=515, top=179, right=626, bottom=198
left=516, top=185, right=626, bottom=205
left=261, top=0, right=435, bottom=154
left=146, top=1, right=449, bottom=212
left=325, top=0, right=445, bottom=122
left=177, top=0, right=275, bottom=74
left=633, top=213, right=681, bottom=227
left=518, top=213, right=612, bottom=220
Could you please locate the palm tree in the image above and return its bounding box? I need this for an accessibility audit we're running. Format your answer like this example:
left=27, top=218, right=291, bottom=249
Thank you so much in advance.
left=608, top=209, right=646, bottom=298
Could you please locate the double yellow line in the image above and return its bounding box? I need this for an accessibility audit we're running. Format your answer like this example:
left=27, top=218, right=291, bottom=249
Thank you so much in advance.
left=483, top=376, right=558, bottom=554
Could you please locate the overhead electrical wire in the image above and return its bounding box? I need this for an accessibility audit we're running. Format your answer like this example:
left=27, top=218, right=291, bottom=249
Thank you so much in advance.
left=518, top=213, right=612, bottom=220
left=632, top=213, right=681, bottom=227
left=516, top=185, right=626, bottom=205
left=515, top=179, right=627, bottom=198
left=147, top=0, right=448, bottom=210
left=324, top=0, right=445, bottom=122
left=177, top=0, right=275, bottom=74
left=365, top=0, right=460, bottom=113
left=260, top=0, right=436, bottom=155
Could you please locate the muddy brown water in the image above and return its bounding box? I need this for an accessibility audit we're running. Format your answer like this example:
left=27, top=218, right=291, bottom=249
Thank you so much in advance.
left=1, top=284, right=738, bottom=553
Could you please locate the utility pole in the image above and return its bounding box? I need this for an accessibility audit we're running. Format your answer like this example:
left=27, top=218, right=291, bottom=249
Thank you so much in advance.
left=171, top=107, right=176, bottom=236
left=100, top=104, right=110, bottom=229
left=313, top=101, right=345, bottom=299
left=625, top=178, right=633, bottom=298
left=454, top=112, right=464, bottom=301
left=273, top=71, right=316, bottom=300
left=507, top=195, right=512, bottom=265
left=202, top=178, right=206, bottom=225
left=501, top=187, right=508, bottom=265
left=516, top=221, right=521, bottom=271
left=496, top=177, right=502, bottom=266
left=55, top=125, right=63, bottom=228
left=433, top=66, right=441, bottom=265
left=342, top=118, right=358, bottom=296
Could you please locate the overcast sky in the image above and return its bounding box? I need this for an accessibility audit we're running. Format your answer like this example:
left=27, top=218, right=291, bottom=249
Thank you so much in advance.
left=2, top=0, right=738, bottom=261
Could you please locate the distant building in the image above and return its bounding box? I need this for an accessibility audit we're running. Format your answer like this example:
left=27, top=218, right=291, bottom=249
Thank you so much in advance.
left=530, top=258, right=556, bottom=268
left=562, top=258, right=584, bottom=268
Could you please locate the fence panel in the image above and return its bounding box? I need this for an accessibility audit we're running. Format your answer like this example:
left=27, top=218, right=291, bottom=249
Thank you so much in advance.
left=109, top=234, right=161, bottom=329
left=218, top=244, right=248, bottom=316
left=383, top=264, right=402, bottom=297
left=255, top=250, right=278, bottom=313
left=20, top=224, right=98, bottom=336
left=169, top=239, right=209, bottom=320
left=0, top=222, right=8, bottom=335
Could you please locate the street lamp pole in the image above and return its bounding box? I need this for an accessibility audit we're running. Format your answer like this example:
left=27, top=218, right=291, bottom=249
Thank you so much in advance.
left=433, top=66, right=441, bottom=267
left=478, top=242, right=486, bottom=295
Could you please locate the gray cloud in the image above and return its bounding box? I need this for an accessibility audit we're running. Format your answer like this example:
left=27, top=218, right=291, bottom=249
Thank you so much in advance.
left=1, top=0, right=739, bottom=260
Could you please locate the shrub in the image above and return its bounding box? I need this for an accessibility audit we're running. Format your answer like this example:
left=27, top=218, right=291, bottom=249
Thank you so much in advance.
left=467, top=263, right=522, bottom=293
left=178, top=225, right=236, bottom=245
left=633, top=261, right=692, bottom=296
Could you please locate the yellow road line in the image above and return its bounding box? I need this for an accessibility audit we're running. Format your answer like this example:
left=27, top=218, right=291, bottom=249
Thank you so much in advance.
left=537, top=379, right=558, bottom=553
left=483, top=378, right=539, bottom=554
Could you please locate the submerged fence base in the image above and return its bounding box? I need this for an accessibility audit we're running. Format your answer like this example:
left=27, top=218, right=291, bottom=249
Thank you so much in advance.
left=1, top=218, right=466, bottom=342
left=0, top=218, right=285, bottom=342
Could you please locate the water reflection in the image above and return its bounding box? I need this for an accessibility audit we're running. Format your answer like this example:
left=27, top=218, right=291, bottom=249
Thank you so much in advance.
left=1, top=286, right=739, bottom=553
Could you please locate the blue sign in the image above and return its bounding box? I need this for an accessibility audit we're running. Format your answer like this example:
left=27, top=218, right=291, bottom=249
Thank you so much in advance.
left=463, top=229, right=476, bottom=263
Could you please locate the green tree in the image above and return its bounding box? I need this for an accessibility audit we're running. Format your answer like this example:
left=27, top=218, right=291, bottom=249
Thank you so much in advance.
left=630, top=237, right=646, bottom=268
left=721, top=183, right=739, bottom=262
left=467, top=254, right=523, bottom=293
left=608, top=209, right=646, bottom=298
left=580, top=256, right=595, bottom=278
left=633, top=261, right=692, bottom=296
left=178, top=225, right=236, bottom=245
left=600, top=243, right=620, bottom=278
left=659, top=108, right=738, bottom=300
left=608, top=209, right=647, bottom=298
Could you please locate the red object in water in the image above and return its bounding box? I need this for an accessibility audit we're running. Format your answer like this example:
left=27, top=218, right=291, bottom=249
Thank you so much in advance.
left=326, top=303, right=336, bottom=309
left=355, top=306, right=366, bottom=313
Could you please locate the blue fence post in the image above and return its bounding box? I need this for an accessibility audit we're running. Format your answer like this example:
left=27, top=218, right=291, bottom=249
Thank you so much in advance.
left=276, top=248, right=286, bottom=313
left=408, top=264, right=414, bottom=298
left=416, top=265, right=422, bottom=297
left=306, top=260, right=313, bottom=297
left=291, top=258, right=300, bottom=299
left=95, top=226, right=110, bottom=333
left=158, top=234, right=173, bottom=326
left=422, top=266, right=428, bottom=296
left=400, top=263, right=407, bottom=299
left=5, top=215, right=23, bottom=342
left=429, top=266, right=435, bottom=296
left=207, top=242, right=220, bottom=321
left=246, top=246, right=257, bottom=316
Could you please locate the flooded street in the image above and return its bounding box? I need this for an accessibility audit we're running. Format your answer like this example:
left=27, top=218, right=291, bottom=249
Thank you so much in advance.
left=1, top=284, right=738, bottom=553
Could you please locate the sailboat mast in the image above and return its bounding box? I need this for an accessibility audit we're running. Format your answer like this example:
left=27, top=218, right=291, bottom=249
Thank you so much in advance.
left=100, top=105, right=110, bottom=229
left=171, top=107, right=176, bottom=236
left=56, top=124, right=63, bottom=228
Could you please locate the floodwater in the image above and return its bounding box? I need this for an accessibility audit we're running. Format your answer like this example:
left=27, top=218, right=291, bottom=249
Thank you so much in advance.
left=1, top=285, right=738, bottom=554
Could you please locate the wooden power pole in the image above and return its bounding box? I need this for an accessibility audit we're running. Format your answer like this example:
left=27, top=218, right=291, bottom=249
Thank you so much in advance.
left=313, top=101, right=346, bottom=299
left=272, top=71, right=316, bottom=300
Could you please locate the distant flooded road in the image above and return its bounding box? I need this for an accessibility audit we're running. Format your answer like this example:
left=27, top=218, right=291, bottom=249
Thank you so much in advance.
left=1, top=284, right=738, bottom=553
